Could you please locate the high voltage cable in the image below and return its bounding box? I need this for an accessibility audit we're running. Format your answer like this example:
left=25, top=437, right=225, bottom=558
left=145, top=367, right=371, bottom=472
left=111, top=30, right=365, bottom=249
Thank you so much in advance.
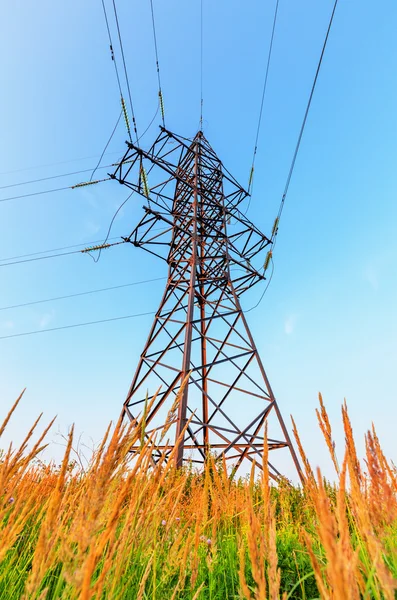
left=0, top=276, right=166, bottom=311
left=0, top=248, right=92, bottom=268
left=100, top=0, right=133, bottom=142
left=0, top=178, right=110, bottom=204
left=271, top=0, right=339, bottom=251
left=0, top=224, right=168, bottom=265
left=0, top=151, right=122, bottom=177
left=0, top=105, right=160, bottom=192
left=0, top=240, right=126, bottom=268
left=0, top=185, right=72, bottom=203
left=101, top=0, right=124, bottom=96
left=245, top=257, right=275, bottom=313
left=0, top=165, right=114, bottom=191
left=247, top=0, right=279, bottom=200
left=112, top=0, right=140, bottom=143
left=248, top=0, right=339, bottom=314
left=92, top=150, right=161, bottom=265
left=89, top=110, right=122, bottom=182
left=91, top=190, right=134, bottom=263
left=0, top=237, right=121, bottom=263
left=85, top=104, right=161, bottom=265
left=0, top=310, right=156, bottom=340
left=149, top=0, right=165, bottom=127
left=199, top=0, right=204, bottom=130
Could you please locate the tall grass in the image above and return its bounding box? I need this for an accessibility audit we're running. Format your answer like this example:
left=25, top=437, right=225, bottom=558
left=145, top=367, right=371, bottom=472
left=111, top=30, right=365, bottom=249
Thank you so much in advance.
left=1, top=389, right=397, bottom=599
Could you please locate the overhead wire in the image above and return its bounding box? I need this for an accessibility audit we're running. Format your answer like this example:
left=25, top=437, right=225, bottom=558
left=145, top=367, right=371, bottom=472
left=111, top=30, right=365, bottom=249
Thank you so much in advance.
left=112, top=0, right=140, bottom=143
left=91, top=190, right=135, bottom=263
left=0, top=310, right=157, bottom=340
left=247, top=0, right=280, bottom=206
left=199, top=0, right=204, bottom=130
left=247, top=0, right=339, bottom=313
left=100, top=0, right=134, bottom=143
left=149, top=0, right=166, bottom=127
left=0, top=151, right=122, bottom=177
left=138, top=103, right=160, bottom=141
left=0, top=185, right=74, bottom=204
left=245, top=257, right=275, bottom=313
left=0, top=240, right=126, bottom=268
left=0, top=164, right=116, bottom=191
left=0, top=237, right=121, bottom=263
left=0, top=178, right=110, bottom=204
left=0, top=276, right=166, bottom=311
left=271, top=0, right=339, bottom=253
left=101, top=0, right=124, bottom=97
left=0, top=109, right=158, bottom=193
left=92, top=103, right=164, bottom=264
left=89, top=110, right=122, bottom=181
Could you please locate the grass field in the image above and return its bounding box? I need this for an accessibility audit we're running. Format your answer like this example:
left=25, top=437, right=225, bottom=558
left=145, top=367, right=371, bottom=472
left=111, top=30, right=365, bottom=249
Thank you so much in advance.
left=1, top=391, right=397, bottom=600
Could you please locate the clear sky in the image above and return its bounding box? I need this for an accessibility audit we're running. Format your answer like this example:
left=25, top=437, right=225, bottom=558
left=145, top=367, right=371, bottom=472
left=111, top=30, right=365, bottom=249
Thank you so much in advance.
left=0, top=0, right=396, bottom=481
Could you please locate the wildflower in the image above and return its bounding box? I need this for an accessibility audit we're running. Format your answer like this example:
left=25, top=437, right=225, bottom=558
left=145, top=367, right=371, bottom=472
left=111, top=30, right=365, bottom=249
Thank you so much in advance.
left=206, top=538, right=212, bottom=546
left=161, top=519, right=166, bottom=526
left=8, top=497, right=14, bottom=504
left=175, top=517, right=180, bottom=522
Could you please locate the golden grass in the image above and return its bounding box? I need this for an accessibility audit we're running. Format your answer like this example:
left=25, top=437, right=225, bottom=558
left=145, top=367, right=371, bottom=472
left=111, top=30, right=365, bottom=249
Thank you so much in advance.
left=1, top=391, right=397, bottom=599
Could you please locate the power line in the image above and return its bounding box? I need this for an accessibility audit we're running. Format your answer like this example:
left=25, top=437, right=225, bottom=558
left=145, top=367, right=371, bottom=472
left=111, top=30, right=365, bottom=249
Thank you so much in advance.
left=90, top=110, right=122, bottom=181
left=0, top=240, right=125, bottom=268
left=91, top=190, right=134, bottom=263
left=149, top=0, right=166, bottom=127
left=0, top=151, right=122, bottom=177
left=247, top=0, right=279, bottom=200
left=138, top=103, right=160, bottom=142
left=0, top=237, right=121, bottom=263
left=0, top=165, right=114, bottom=191
left=0, top=178, right=110, bottom=204
left=245, top=257, right=275, bottom=313
left=102, top=0, right=123, bottom=103
left=101, top=0, right=124, bottom=95
left=0, top=310, right=156, bottom=340
left=272, top=0, right=339, bottom=250
left=0, top=185, right=71, bottom=203
left=100, top=0, right=133, bottom=142
left=199, top=0, right=204, bottom=130
left=92, top=146, right=163, bottom=265
left=0, top=276, right=166, bottom=311
left=247, top=0, right=339, bottom=312
left=112, top=0, right=139, bottom=143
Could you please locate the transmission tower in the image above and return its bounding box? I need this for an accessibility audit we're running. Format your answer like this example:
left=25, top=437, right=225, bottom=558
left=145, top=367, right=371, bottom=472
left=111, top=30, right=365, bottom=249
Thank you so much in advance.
left=111, top=127, right=301, bottom=480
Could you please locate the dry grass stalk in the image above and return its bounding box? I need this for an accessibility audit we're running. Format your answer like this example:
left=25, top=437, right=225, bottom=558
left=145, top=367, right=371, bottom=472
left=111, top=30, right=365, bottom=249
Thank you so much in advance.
left=316, top=392, right=339, bottom=474
left=1, top=389, right=397, bottom=599
left=291, top=415, right=315, bottom=488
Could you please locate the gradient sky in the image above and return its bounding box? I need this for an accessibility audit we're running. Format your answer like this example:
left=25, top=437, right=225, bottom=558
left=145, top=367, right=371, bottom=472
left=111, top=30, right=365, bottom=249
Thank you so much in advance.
left=0, top=0, right=396, bottom=481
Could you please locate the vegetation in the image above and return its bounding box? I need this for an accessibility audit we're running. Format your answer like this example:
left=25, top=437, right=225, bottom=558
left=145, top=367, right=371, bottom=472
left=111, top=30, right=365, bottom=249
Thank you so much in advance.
left=1, top=390, right=397, bottom=599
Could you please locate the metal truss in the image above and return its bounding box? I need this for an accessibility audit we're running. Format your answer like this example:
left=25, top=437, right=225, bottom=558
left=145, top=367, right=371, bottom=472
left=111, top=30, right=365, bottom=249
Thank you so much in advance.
left=111, top=127, right=302, bottom=480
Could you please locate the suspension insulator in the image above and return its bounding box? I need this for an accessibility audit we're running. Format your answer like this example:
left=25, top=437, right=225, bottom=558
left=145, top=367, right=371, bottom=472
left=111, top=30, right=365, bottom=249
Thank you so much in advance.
left=112, top=158, right=134, bottom=167
left=272, top=216, right=279, bottom=238
left=159, top=90, right=165, bottom=121
left=81, top=243, right=111, bottom=254
left=140, top=165, right=150, bottom=199
left=71, top=180, right=100, bottom=189
left=263, top=250, right=272, bottom=272
left=248, top=166, right=254, bottom=188
left=121, top=96, right=131, bottom=137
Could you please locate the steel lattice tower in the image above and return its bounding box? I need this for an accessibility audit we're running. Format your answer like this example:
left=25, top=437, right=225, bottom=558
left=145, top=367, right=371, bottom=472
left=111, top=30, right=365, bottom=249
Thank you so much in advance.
left=111, top=128, right=301, bottom=480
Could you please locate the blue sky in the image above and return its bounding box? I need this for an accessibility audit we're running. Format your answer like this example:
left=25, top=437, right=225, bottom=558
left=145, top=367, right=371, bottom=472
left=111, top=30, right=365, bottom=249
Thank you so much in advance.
left=0, top=0, right=396, bottom=480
